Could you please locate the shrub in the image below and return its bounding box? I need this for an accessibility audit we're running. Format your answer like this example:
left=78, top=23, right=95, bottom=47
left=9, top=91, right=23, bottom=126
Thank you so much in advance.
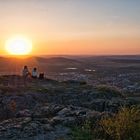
left=96, top=85, right=124, bottom=98
left=72, top=107, right=140, bottom=140
left=100, top=106, right=140, bottom=140
left=71, top=120, right=94, bottom=140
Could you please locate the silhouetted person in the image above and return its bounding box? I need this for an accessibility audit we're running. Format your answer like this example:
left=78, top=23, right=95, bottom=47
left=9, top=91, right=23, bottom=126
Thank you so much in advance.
left=32, top=67, right=38, bottom=79
left=22, top=66, right=30, bottom=85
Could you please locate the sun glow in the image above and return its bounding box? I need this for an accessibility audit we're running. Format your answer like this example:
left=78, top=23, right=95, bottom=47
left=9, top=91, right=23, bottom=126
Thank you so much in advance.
left=5, top=36, right=32, bottom=55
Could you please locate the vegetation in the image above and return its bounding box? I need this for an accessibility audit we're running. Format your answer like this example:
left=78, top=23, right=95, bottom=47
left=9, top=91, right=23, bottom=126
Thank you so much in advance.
left=100, top=106, right=140, bottom=140
left=71, top=120, right=94, bottom=140
left=0, top=85, right=22, bottom=95
left=96, top=85, right=124, bottom=98
left=72, top=106, right=140, bottom=140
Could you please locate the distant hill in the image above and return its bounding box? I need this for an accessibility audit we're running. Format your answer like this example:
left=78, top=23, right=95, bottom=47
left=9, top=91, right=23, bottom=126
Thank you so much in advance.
left=0, top=56, right=83, bottom=74
left=36, top=56, right=80, bottom=64
left=35, top=57, right=83, bottom=72
left=110, top=59, right=140, bottom=64
left=0, top=55, right=139, bottom=75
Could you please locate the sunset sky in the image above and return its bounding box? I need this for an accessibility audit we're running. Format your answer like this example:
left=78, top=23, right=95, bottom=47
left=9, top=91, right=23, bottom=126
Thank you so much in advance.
left=0, top=0, right=140, bottom=55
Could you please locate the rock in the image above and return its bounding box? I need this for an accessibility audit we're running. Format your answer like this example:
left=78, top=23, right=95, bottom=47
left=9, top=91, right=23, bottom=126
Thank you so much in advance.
left=33, top=104, right=64, bottom=118
left=50, top=116, right=76, bottom=126
left=16, top=109, right=32, bottom=118
left=57, top=107, right=73, bottom=117
left=62, top=117, right=76, bottom=126
left=33, top=118, right=50, bottom=124
left=51, top=116, right=76, bottom=126
left=50, top=116, right=65, bottom=125
left=86, top=111, right=102, bottom=120
left=29, top=122, right=39, bottom=129
left=43, top=124, right=54, bottom=131
left=21, top=117, right=32, bottom=125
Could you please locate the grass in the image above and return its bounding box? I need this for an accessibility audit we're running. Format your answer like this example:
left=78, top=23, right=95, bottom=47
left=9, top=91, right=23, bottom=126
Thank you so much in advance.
left=71, top=120, right=94, bottom=140
left=100, top=106, right=140, bottom=140
left=71, top=106, right=140, bottom=140
left=0, top=85, right=23, bottom=95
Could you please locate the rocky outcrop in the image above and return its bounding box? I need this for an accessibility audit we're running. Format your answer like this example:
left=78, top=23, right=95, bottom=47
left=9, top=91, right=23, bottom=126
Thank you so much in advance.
left=0, top=104, right=109, bottom=140
left=0, top=91, right=130, bottom=120
left=0, top=77, right=137, bottom=140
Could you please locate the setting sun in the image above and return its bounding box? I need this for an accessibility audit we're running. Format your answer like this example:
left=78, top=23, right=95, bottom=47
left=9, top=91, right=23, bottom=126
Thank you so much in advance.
left=5, top=36, right=32, bottom=55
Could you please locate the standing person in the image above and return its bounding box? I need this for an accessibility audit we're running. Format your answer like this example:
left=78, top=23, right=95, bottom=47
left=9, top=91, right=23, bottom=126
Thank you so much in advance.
left=32, top=67, right=38, bottom=79
left=22, top=65, right=30, bottom=86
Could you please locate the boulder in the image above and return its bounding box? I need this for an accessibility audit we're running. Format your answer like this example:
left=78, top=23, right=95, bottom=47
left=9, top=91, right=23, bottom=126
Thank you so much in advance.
left=16, top=109, right=32, bottom=118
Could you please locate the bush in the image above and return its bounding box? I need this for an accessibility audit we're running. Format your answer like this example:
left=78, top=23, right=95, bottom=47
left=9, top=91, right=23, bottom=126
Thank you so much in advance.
left=97, top=85, right=124, bottom=98
left=100, top=106, right=140, bottom=140
left=71, top=107, right=140, bottom=140
left=71, top=120, right=94, bottom=140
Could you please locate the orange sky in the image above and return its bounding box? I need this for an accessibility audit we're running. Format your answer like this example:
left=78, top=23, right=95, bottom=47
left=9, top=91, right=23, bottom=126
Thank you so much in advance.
left=31, top=37, right=140, bottom=55
left=1, top=35, right=140, bottom=55
left=0, top=0, right=140, bottom=55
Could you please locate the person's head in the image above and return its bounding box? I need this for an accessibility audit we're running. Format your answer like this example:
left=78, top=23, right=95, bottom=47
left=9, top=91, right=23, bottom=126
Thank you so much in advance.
left=24, top=66, right=28, bottom=69
left=33, top=67, right=37, bottom=71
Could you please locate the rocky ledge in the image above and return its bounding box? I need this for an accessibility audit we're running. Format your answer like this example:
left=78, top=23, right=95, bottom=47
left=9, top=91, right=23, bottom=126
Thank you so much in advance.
left=0, top=76, right=139, bottom=140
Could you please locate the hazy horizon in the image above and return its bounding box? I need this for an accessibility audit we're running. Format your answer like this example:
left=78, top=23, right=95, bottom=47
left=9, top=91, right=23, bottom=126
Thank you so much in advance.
left=1, top=54, right=140, bottom=58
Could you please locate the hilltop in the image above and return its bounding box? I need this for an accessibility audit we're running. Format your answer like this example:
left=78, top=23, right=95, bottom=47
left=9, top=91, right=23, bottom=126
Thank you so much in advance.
left=0, top=75, right=139, bottom=140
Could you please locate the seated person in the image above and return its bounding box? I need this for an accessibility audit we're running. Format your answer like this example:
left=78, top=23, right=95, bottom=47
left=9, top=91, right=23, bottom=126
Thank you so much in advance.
left=22, top=65, right=30, bottom=85
left=22, top=66, right=30, bottom=78
left=32, top=68, right=38, bottom=78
